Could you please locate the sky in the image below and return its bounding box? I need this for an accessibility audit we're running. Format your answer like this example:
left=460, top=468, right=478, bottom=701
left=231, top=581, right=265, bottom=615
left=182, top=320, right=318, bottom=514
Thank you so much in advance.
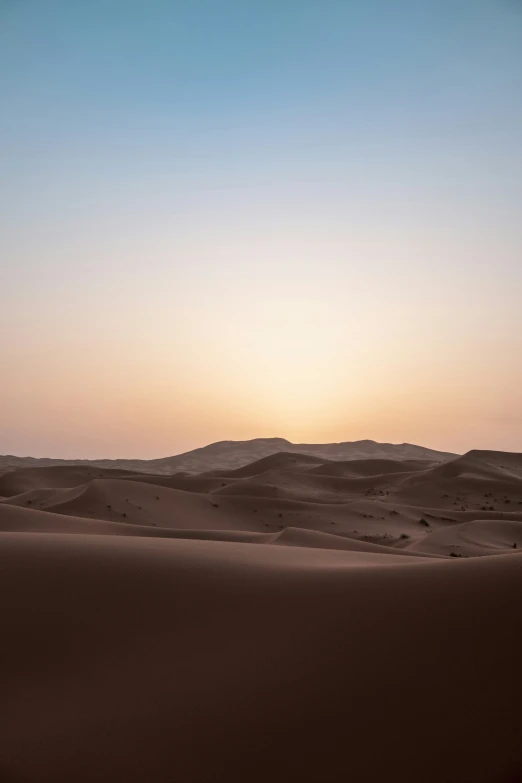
left=1, top=0, right=521, bottom=459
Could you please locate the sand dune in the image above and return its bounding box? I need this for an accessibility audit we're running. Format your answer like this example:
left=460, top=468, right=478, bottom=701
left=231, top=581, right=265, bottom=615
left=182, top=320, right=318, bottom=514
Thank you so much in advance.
left=0, top=464, right=139, bottom=497
left=308, top=456, right=436, bottom=477
left=212, top=467, right=405, bottom=502
left=206, top=450, right=329, bottom=477
left=407, top=518, right=522, bottom=557
left=0, top=436, right=456, bottom=475
left=396, top=451, right=522, bottom=512
left=1, top=533, right=521, bottom=782
left=1, top=447, right=522, bottom=782
left=2, top=479, right=271, bottom=532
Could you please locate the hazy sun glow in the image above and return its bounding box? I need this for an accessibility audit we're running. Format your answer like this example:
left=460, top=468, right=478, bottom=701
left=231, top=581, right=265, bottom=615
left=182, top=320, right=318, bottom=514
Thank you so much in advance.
left=1, top=0, right=521, bottom=458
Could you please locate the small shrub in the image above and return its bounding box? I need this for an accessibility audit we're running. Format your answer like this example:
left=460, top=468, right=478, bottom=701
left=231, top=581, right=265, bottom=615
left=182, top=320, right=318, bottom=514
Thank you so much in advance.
left=419, top=518, right=430, bottom=527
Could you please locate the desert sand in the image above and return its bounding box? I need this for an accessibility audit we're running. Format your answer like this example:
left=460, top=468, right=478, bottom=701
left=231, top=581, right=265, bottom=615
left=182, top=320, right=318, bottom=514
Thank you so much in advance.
left=1, top=444, right=522, bottom=782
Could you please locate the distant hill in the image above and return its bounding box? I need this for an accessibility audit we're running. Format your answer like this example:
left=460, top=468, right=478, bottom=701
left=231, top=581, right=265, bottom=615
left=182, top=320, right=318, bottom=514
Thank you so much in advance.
left=0, top=438, right=457, bottom=476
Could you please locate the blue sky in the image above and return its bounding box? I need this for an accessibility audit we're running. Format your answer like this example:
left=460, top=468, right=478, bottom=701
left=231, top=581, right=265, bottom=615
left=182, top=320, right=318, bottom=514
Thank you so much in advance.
left=1, top=0, right=521, bottom=457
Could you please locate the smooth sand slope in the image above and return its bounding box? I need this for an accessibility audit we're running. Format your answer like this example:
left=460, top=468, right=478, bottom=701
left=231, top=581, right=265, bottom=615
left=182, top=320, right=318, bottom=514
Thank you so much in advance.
left=1, top=448, right=522, bottom=782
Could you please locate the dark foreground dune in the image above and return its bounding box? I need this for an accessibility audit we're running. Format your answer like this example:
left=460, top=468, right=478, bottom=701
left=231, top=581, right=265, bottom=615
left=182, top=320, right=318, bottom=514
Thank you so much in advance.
left=1, top=448, right=522, bottom=782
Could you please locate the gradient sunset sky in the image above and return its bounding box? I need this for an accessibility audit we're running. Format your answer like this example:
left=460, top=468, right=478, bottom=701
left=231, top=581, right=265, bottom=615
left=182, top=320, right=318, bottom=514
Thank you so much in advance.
left=1, top=0, right=521, bottom=458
